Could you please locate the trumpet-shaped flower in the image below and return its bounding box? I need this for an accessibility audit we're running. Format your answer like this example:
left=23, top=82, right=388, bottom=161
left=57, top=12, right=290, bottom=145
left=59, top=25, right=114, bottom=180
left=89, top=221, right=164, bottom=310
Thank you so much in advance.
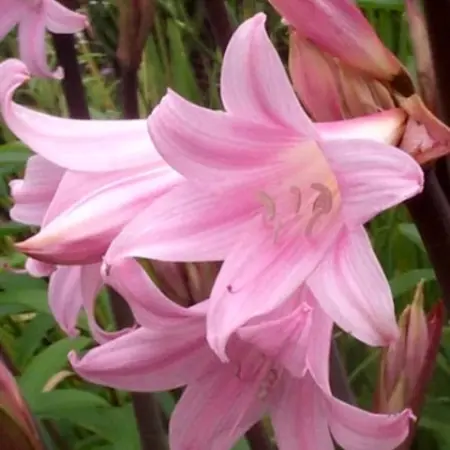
left=70, top=259, right=412, bottom=450
left=0, top=0, right=88, bottom=78
left=0, top=59, right=183, bottom=265
left=104, top=13, right=423, bottom=357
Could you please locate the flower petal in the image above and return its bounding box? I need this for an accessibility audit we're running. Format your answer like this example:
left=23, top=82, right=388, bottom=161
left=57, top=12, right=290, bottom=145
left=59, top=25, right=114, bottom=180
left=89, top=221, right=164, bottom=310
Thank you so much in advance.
left=105, top=182, right=258, bottom=266
left=321, top=139, right=424, bottom=226
left=18, top=8, right=61, bottom=78
left=220, top=13, right=315, bottom=135
left=0, top=0, right=26, bottom=41
left=0, top=59, right=158, bottom=171
left=271, top=374, right=334, bottom=450
left=270, top=0, right=402, bottom=79
left=148, top=89, right=299, bottom=184
left=9, top=155, right=64, bottom=226
left=170, top=365, right=266, bottom=450
left=308, top=226, right=399, bottom=346
left=326, top=396, right=412, bottom=450
left=207, top=218, right=341, bottom=361
left=69, top=324, right=214, bottom=391
left=44, top=0, right=88, bottom=33
left=16, top=165, right=181, bottom=265
left=25, top=258, right=55, bottom=277
left=105, top=259, right=205, bottom=328
left=238, top=288, right=312, bottom=378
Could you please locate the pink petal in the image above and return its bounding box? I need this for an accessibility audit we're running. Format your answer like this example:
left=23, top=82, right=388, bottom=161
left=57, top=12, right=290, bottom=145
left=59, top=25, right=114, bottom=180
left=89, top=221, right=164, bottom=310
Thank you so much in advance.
left=105, top=259, right=205, bottom=328
left=18, top=8, right=62, bottom=79
left=25, top=258, right=55, bottom=277
left=16, top=165, right=181, bottom=265
left=9, top=155, right=64, bottom=226
left=170, top=364, right=266, bottom=450
left=238, top=288, right=312, bottom=378
left=207, top=218, right=342, bottom=361
left=321, top=139, right=424, bottom=226
left=271, top=374, right=334, bottom=450
left=148, top=89, right=300, bottom=184
left=104, top=182, right=258, bottom=266
left=270, top=0, right=401, bottom=79
left=69, top=324, right=215, bottom=391
left=220, top=13, right=315, bottom=135
left=326, top=396, right=412, bottom=450
left=0, top=0, right=26, bottom=41
left=289, top=32, right=343, bottom=122
left=308, top=226, right=399, bottom=346
left=0, top=59, right=158, bottom=171
left=44, top=0, right=88, bottom=33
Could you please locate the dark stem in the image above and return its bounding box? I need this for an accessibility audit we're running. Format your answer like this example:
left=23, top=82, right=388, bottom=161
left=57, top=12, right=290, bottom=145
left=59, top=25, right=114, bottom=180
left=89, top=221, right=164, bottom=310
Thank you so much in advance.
left=245, top=423, right=273, bottom=450
left=406, top=170, right=450, bottom=311
left=52, top=32, right=168, bottom=450
left=120, top=66, right=140, bottom=119
left=420, top=1, right=450, bottom=199
left=50, top=33, right=90, bottom=119
left=329, top=339, right=356, bottom=405
left=203, top=0, right=235, bottom=54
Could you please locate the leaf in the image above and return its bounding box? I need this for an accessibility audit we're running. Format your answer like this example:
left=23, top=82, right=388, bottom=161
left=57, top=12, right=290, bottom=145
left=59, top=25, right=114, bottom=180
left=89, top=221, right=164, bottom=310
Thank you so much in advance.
left=397, top=223, right=425, bottom=251
left=0, top=221, right=29, bottom=237
left=31, top=390, right=109, bottom=416
left=389, top=269, right=435, bottom=297
left=0, top=288, right=51, bottom=316
left=0, top=141, right=31, bottom=165
left=19, top=337, right=91, bottom=401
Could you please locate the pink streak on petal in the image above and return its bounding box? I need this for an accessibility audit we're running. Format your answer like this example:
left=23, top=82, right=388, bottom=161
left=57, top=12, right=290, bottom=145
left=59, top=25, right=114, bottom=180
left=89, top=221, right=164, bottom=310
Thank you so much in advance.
left=69, top=325, right=214, bottom=392
left=18, top=8, right=62, bottom=79
left=207, top=218, right=342, bottom=362
left=0, top=0, right=27, bottom=41
left=0, top=59, right=157, bottom=171
left=271, top=374, right=334, bottom=450
left=308, top=226, right=400, bottom=346
left=170, top=364, right=265, bottom=450
left=148, top=89, right=299, bottom=184
left=220, top=13, right=316, bottom=135
left=105, top=182, right=258, bottom=265
left=321, top=139, right=424, bottom=226
left=326, top=397, right=412, bottom=450
left=9, top=155, right=64, bottom=226
left=44, top=0, right=88, bottom=33
left=17, top=165, right=181, bottom=265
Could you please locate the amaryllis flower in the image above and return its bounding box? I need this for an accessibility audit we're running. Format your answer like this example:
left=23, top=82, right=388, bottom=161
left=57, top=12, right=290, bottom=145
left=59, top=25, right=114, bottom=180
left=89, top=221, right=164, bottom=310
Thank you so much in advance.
left=103, top=13, right=423, bottom=357
left=2, top=58, right=181, bottom=341
left=0, top=0, right=88, bottom=78
left=70, top=259, right=412, bottom=450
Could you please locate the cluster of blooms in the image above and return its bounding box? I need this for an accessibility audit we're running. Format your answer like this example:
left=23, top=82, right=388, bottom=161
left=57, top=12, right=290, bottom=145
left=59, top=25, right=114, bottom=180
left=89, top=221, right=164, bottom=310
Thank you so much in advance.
left=1, top=0, right=444, bottom=448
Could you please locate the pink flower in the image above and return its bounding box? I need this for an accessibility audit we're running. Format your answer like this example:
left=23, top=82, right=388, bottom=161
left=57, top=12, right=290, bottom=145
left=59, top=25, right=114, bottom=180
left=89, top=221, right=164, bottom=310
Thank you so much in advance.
left=2, top=58, right=181, bottom=340
left=104, top=14, right=423, bottom=357
left=269, top=0, right=402, bottom=80
left=0, top=59, right=183, bottom=266
left=70, top=259, right=412, bottom=450
left=0, top=0, right=88, bottom=78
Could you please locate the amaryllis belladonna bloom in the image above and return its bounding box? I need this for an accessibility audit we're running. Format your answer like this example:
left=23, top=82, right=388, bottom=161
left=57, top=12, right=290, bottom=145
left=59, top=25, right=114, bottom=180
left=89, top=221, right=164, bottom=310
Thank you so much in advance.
left=2, top=58, right=182, bottom=340
left=0, top=0, right=88, bottom=78
left=103, top=13, right=424, bottom=358
left=70, top=259, right=412, bottom=450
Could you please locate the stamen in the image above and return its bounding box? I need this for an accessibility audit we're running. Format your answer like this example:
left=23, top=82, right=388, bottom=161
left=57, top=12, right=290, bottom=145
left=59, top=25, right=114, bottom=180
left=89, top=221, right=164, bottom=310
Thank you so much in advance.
left=289, top=186, right=302, bottom=214
left=257, top=191, right=277, bottom=222
left=310, top=183, right=333, bottom=214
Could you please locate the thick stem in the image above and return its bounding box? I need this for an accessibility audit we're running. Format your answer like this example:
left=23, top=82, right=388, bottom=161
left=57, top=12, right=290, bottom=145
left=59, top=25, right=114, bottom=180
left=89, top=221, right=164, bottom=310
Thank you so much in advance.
left=120, top=66, right=140, bottom=119
left=406, top=170, right=450, bottom=311
left=420, top=1, right=450, bottom=199
left=52, top=32, right=168, bottom=450
left=329, top=339, right=356, bottom=405
left=203, top=0, right=235, bottom=54
left=245, top=423, right=273, bottom=450
left=51, top=33, right=90, bottom=119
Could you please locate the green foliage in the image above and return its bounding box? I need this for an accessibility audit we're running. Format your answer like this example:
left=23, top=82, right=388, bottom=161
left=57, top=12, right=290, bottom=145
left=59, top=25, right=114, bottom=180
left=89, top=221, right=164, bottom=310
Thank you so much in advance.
left=0, top=0, right=447, bottom=449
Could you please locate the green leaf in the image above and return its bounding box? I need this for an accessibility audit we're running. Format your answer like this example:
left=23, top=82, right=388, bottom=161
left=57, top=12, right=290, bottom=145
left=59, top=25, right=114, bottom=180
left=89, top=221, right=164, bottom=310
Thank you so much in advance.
left=389, top=269, right=435, bottom=297
left=0, top=221, right=29, bottom=237
left=397, top=223, right=425, bottom=251
left=0, top=288, right=51, bottom=316
left=19, top=337, right=91, bottom=401
left=31, top=390, right=109, bottom=416
left=0, top=141, right=31, bottom=165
